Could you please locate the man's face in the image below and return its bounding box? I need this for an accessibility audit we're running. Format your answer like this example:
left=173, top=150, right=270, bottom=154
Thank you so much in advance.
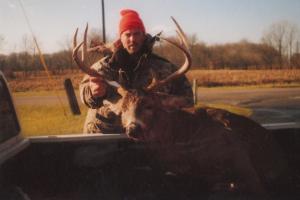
left=120, top=29, right=145, bottom=54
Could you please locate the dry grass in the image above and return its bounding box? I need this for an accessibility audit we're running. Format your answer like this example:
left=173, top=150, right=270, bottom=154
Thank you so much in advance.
left=186, top=69, right=300, bottom=87
left=8, top=70, right=83, bottom=92
left=18, top=104, right=88, bottom=137
left=7, top=69, right=300, bottom=92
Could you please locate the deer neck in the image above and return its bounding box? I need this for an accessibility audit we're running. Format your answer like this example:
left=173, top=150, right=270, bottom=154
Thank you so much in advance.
left=145, top=108, right=198, bottom=144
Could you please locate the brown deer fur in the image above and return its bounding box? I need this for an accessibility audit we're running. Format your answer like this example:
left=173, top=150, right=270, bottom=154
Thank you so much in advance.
left=108, top=89, right=288, bottom=195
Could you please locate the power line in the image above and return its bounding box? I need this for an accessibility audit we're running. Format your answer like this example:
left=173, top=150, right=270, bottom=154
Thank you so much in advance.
left=17, top=0, right=68, bottom=117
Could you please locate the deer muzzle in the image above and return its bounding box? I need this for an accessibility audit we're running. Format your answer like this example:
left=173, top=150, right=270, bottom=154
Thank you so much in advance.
left=126, top=122, right=142, bottom=139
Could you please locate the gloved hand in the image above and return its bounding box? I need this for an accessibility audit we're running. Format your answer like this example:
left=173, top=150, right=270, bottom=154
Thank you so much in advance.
left=89, top=76, right=107, bottom=97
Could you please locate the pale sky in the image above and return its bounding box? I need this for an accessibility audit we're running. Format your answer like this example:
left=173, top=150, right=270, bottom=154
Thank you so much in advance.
left=1, top=0, right=300, bottom=54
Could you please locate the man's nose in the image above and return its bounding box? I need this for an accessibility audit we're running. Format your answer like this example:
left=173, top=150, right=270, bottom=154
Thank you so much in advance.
left=129, top=35, right=136, bottom=42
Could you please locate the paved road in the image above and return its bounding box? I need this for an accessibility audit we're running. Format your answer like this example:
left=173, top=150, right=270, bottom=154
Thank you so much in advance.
left=14, top=93, right=79, bottom=106
left=197, top=87, right=300, bottom=127
left=14, top=87, right=300, bottom=128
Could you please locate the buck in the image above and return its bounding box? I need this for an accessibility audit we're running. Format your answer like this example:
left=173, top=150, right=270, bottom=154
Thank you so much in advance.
left=73, top=18, right=287, bottom=196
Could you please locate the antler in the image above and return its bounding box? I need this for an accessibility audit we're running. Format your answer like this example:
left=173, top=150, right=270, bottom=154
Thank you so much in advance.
left=146, top=17, right=192, bottom=92
left=72, top=23, right=101, bottom=77
left=72, top=24, right=122, bottom=88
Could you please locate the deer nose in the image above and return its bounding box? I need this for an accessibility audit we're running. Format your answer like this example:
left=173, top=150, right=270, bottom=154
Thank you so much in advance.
left=126, top=123, right=142, bottom=139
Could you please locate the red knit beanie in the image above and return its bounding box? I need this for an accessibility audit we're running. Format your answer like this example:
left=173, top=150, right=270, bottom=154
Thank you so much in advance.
left=119, top=9, right=145, bottom=35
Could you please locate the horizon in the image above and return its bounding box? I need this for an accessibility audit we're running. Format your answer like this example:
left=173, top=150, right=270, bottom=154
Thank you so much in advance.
left=1, top=0, right=300, bottom=55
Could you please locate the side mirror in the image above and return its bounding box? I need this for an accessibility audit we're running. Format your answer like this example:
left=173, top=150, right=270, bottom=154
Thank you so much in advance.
left=0, top=71, right=20, bottom=143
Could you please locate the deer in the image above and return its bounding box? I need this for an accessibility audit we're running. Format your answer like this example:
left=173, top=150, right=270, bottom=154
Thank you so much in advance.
left=72, top=18, right=288, bottom=196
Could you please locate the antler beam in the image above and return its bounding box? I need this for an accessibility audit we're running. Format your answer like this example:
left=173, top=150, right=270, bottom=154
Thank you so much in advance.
left=72, top=24, right=100, bottom=77
left=146, top=17, right=192, bottom=92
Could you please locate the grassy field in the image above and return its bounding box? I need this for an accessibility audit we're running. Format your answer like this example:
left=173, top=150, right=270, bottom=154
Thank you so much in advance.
left=18, top=104, right=87, bottom=137
left=186, top=69, right=300, bottom=87
left=17, top=102, right=87, bottom=137
left=7, top=69, right=300, bottom=92
left=10, top=69, right=299, bottom=137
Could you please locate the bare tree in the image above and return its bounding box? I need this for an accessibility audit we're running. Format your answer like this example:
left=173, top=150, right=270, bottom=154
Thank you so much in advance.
left=58, top=35, right=73, bottom=52
left=84, top=27, right=110, bottom=67
left=88, top=27, right=104, bottom=45
left=21, top=34, right=36, bottom=54
left=286, top=23, right=299, bottom=68
left=296, top=41, right=300, bottom=54
left=20, top=34, right=40, bottom=73
left=187, top=33, right=208, bottom=68
left=57, top=35, right=74, bottom=70
left=0, top=35, right=4, bottom=50
left=262, top=21, right=287, bottom=68
left=262, top=21, right=300, bottom=69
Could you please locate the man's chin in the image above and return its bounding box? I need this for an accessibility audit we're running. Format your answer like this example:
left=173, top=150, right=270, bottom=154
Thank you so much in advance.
left=127, top=46, right=140, bottom=54
left=127, top=49, right=138, bottom=54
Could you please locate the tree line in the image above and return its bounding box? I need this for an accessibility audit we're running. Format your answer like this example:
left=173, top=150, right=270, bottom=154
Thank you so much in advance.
left=159, top=20, right=300, bottom=70
left=0, top=21, right=299, bottom=78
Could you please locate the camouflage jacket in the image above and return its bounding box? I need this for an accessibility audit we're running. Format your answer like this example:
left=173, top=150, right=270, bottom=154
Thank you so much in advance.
left=80, top=35, right=193, bottom=133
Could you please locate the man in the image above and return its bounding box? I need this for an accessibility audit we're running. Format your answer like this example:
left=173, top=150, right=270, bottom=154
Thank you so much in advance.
left=80, top=9, right=193, bottom=133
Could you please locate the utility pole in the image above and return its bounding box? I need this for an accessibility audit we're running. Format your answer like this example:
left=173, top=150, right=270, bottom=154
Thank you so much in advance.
left=101, top=0, right=106, bottom=43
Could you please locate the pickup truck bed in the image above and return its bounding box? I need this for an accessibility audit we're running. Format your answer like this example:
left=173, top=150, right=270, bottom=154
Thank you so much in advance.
left=1, top=128, right=299, bottom=200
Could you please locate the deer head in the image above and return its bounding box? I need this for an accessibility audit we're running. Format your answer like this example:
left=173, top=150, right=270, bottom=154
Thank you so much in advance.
left=101, top=86, right=191, bottom=140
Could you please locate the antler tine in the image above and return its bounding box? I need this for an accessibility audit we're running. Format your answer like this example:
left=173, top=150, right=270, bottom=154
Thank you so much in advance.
left=82, top=23, right=88, bottom=61
left=176, top=30, right=184, bottom=46
left=72, top=26, right=99, bottom=77
left=73, top=28, right=79, bottom=48
left=171, top=16, right=190, bottom=50
left=146, top=17, right=192, bottom=92
left=72, top=25, right=124, bottom=89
